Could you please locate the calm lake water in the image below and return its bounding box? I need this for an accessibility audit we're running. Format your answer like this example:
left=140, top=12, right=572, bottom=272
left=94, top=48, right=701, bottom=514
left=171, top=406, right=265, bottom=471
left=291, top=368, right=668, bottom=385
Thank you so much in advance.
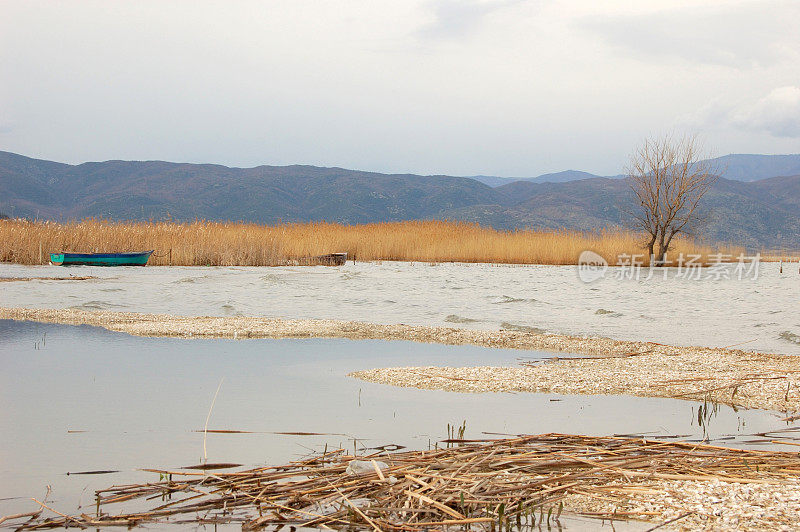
left=1, top=261, right=799, bottom=354
left=0, top=320, right=793, bottom=529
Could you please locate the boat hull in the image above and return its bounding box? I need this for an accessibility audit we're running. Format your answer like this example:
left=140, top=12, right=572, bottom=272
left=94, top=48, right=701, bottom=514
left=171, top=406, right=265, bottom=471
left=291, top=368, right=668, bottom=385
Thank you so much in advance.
left=296, top=252, right=348, bottom=266
left=313, top=252, right=347, bottom=266
left=50, top=251, right=154, bottom=267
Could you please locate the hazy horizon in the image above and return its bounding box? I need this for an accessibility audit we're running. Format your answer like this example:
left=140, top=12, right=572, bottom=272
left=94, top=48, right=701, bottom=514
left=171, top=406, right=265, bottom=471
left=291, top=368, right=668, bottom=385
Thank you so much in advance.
left=4, top=147, right=800, bottom=180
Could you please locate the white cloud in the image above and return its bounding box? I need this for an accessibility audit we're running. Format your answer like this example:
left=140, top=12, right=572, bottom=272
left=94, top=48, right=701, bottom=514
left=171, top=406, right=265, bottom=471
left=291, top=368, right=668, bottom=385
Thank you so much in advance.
left=416, top=0, right=526, bottom=40
left=0, top=1, right=797, bottom=175
left=681, top=87, right=800, bottom=139
left=579, top=1, right=800, bottom=68
left=730, top=86, right=800, bottom=138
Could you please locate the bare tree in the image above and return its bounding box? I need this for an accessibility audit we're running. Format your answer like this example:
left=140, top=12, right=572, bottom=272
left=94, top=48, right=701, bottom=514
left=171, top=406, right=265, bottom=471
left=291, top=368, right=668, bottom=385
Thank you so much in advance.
left=626, top=135, right=717, bottom=263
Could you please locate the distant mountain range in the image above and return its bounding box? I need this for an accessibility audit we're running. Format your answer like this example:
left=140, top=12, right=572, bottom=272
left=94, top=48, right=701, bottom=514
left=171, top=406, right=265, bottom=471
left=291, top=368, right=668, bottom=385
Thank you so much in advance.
left=1, top=150, right=799, bottom=249
left=469, top=170, right=612, bottom=187
left=470, top=154, right=800, bottom=186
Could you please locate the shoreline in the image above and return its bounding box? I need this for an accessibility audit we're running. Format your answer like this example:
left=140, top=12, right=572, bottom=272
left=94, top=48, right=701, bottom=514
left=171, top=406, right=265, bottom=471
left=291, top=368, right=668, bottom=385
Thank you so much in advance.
left=2, top=306, right=799, bottom=411
left=10, top=433, right=800, bottom=532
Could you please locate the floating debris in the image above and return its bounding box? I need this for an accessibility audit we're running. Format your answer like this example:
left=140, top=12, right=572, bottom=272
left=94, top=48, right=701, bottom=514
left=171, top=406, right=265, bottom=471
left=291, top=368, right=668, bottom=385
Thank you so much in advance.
left=180, top=463, right=242, bottom=471
left=8, top=434, right=800, bottom=530
left=65, top=470, right=119, bottom=476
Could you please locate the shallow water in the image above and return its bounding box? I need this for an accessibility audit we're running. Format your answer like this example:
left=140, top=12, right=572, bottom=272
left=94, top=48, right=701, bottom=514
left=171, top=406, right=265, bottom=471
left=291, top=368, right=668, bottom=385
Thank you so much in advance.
left=1, top=261, right=799, bottom=354
left=0, top=320, right=795, bottom=529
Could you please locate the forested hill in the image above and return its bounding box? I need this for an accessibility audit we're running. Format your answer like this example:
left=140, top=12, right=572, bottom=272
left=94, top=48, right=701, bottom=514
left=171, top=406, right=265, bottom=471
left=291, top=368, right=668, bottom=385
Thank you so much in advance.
left=2, top=150, right=799, bottom=249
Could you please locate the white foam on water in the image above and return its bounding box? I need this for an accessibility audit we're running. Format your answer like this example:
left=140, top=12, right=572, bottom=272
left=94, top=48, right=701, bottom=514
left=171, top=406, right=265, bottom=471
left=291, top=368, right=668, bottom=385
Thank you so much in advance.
left=1, top=261, right=798, bottom=354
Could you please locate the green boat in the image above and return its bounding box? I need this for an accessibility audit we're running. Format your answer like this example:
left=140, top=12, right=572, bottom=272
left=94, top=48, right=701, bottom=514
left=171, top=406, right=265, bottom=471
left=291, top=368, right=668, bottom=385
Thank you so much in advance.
left=50, top=251, right=154, bottom=266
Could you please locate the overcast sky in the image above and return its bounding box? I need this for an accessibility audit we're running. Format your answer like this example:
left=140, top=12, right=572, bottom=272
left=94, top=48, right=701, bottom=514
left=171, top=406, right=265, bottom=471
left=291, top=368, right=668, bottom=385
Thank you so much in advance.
left=1, top=0, right=798, bottom=177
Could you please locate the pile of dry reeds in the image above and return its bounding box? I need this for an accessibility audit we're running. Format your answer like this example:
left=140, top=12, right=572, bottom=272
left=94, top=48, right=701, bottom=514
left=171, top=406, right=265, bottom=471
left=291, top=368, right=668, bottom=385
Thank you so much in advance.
left=0, top=218, right=741, bottom=266
left=11, top=433, right=800, bottom=530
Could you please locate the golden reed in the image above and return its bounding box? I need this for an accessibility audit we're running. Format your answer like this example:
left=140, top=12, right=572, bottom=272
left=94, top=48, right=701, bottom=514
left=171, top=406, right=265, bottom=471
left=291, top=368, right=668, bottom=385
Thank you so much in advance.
left=0, top=219, right=741, bottom=266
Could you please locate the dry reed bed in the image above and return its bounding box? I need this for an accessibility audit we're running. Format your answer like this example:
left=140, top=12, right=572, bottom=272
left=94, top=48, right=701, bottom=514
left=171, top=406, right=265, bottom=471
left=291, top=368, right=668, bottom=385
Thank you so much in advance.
left=9, top=434, right=800, bottom=531
left=2, top=307, right=799, bottom=412
left=0, top=219, right=740, bottom=266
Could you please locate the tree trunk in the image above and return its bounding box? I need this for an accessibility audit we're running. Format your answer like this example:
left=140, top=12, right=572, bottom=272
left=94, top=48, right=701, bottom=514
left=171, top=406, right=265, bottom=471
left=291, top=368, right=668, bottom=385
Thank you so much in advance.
left=646, top=232, right=657, bottom=264
left=656, top=231, right=667, bottom=264
left=661, top=230, right=677, bottom=262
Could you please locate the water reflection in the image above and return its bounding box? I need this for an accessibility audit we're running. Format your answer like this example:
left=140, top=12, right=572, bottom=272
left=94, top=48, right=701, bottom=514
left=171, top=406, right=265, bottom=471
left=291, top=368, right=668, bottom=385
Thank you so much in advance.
left=0, top=320, right=790, bottom=529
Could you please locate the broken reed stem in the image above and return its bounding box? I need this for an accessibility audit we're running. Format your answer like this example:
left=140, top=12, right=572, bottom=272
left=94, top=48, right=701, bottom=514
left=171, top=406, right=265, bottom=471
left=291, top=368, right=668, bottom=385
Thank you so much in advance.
left=12, top=433, right=800, bottom=530
left=203, top=378, right=224, bottom=464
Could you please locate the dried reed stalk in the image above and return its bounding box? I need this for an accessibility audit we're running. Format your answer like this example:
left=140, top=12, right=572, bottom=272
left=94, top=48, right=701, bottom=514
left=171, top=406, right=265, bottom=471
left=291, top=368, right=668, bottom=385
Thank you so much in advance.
left=0, top=219, right=741, bottom=266
left=11, top=433, right=800, bottom=530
